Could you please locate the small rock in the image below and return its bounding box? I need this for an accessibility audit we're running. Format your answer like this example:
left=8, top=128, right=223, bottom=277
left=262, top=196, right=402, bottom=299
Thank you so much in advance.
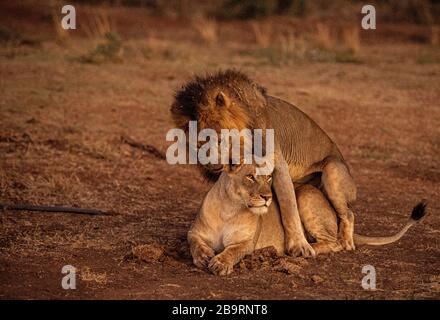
left=311, top=275, right=324, bottom=283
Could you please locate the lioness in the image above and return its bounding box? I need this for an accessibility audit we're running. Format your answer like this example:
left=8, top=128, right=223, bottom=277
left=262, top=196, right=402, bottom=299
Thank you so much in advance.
left=188, top=163, right=427, bottom=276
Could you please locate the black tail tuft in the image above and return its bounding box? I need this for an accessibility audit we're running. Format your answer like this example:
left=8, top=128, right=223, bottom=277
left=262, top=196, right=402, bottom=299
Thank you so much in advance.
left=410, top=201, right=428, bottom=221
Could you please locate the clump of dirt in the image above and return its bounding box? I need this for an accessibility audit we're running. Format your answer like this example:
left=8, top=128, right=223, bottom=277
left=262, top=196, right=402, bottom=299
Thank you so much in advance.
left=128, top=241, right=190, bottom=268
left=131, top=243, right=165, bottom=263
left=311, top=275, right=325, bottom=283
left=273, top=257, right=305, bottom=274
left=238, top=246, right=281, bottom=271
left=238, top=247, right=309, bottom=274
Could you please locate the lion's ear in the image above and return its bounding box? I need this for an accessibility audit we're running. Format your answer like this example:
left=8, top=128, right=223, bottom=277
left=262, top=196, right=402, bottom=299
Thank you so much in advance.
left=216, top=91, right=231, bottom=108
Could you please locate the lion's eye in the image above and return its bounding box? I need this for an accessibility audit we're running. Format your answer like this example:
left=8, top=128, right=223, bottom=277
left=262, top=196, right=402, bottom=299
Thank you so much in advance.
left=246, top=174, right=255, bottom=182
left=267, top=175, right=272, bottom=182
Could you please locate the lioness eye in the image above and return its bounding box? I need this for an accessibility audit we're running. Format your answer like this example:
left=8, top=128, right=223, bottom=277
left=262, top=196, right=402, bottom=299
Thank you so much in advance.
left=246, top=174, right=255, bottom=182
left=267, top=175, right=272, bottom=181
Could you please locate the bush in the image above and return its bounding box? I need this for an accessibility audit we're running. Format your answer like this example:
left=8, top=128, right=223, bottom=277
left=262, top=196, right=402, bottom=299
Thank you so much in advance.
left=79, top=32, right=123, bottom=64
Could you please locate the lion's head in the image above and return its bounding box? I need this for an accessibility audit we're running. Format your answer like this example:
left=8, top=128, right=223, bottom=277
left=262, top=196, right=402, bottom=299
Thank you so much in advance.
left=170, top=70, right=270, bottom=181
left=222, top=163, right=273, bottom=215
left=171, top=69, right=267, bottom=133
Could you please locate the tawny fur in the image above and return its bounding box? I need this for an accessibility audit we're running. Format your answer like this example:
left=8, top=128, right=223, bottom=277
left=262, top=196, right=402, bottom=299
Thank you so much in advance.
left=173, top=69, right=355, bottom=257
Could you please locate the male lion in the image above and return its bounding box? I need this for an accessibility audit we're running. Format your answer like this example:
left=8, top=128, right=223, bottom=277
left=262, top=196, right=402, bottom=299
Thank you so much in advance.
left=188, top=163, right=427, bottom=276
left=172, top=70, right=354, bottom=257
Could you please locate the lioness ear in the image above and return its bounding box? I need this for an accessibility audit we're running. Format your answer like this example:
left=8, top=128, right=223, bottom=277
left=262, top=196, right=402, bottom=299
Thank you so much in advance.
left=216, top=91, right=230, bottom=108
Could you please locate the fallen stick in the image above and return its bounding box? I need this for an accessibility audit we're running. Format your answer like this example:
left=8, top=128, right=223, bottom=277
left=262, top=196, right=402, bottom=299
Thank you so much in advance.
left=0, top=204, right=110, bottom=216
left=120, top=135, right=165, bottom=160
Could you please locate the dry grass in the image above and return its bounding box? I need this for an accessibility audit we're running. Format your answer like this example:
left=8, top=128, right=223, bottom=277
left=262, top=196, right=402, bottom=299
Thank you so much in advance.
left=1, top=224, right=115, bottom=255
left=247, top=23, right=361, bottom=66
left=25, top=173, right=83, bottom=201
left=251, top=20, right=273, bottom=48
left=137, top=36, right=188, bottom=61
left=315, top=22, right=333, bottom=50
left=80, top=267, right=108, bottom=284
left=51, top=9, right=68, bottom=43
left=81, top=7, right=115, bottom=39
left=78, top=32, right=123, bottom=64
left=192, top=17, right=218, bottom=45
left=278, top=30, right=306, bottom=59
left=341, top=24, right=360, bottom=54
left=430, top=25, right=439, bottom=45
left=73, top=7, right=123, bottom=63
left=313, top=22, right=361, bottom=55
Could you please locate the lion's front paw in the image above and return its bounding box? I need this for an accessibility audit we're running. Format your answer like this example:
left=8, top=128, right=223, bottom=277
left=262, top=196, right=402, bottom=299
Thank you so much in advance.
left=192, top=245, right=215, bottom=269
left=208, top=254, right=234, bottom=276
left=286, top=239, right=316, bottom=258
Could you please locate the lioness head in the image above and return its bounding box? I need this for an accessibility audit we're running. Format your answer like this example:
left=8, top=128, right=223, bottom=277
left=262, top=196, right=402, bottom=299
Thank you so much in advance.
left=222, top=163, right=273, bottom=215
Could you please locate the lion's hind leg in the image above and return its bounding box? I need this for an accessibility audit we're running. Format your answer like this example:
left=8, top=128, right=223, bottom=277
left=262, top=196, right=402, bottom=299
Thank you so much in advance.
left=296, top=184, right=343, bottom=255
left=321, top=159, right=357, bottom=250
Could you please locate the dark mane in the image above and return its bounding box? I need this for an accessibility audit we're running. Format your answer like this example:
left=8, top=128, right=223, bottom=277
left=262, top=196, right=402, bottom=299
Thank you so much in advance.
left=171, top=69, right=267, bottom=122
left=169, top=69, right=267, bottom=182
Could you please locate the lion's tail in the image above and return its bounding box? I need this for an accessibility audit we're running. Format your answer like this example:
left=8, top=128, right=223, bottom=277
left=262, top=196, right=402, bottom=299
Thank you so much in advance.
left=353, top=201, right=427, bottom=246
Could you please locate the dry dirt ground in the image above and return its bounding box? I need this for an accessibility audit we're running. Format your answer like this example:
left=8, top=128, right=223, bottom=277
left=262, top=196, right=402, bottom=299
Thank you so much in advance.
left=1, top=9, right=440, bottom=299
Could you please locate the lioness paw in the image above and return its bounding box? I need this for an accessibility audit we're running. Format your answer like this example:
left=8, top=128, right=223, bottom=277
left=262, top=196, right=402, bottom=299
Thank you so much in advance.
left=192, top=245, right=215, bottom=269
left=208, top=255, right=234, bottom=276
left=286, top=240, right=316, bottom=258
